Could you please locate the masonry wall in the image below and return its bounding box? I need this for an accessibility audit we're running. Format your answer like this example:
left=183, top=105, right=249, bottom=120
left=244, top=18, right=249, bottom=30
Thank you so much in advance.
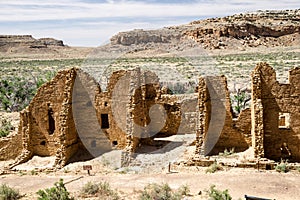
left=8, top=68, right=80, bottom=168
left=196, top=76, right=250, bottom=156
left=1, top=66, right=258, bottom=168
left=0, top=132, right=22, bottom=160
left=252, top=63, right=300, bottom=161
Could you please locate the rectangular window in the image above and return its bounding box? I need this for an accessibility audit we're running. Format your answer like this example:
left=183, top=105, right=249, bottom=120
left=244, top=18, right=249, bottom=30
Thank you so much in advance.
left=279, top=112, right=290, bottom=129
left=101, top=114, right=109, bottom=129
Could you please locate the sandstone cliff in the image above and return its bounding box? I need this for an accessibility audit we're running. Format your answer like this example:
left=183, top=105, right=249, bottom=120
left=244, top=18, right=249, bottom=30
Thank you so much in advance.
left=109, top=9, right=300, bottom=50
left=0, top=35, right=64, bottom=52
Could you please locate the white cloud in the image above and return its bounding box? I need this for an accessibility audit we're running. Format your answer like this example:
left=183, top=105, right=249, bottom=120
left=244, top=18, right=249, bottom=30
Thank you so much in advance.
left=0, top=0, right=298, bottom=22
left=0, top=0, right=298, bottom=46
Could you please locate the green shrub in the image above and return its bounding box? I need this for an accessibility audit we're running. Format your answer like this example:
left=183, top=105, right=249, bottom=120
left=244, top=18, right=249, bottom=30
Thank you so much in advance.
left=81, top=181, right=119, bottom=200
left=0, top=77, right=35, bottom=112
left=206, top=185, right=232, bottom=200
left=177, top=184, right=190, bottom=196
left=0, top=71, right=56, bottom=112
left=219, top=148, right=235, bottom=157
left=36, top=179, right=73, bottom=200
left=206, top=162, right=223, bottom=173
left=0, top=184, right=21, bottom=200
left=0, top=118, right=13, bottom=138
left=275, top=161, right=289, bottom=173
left=30, top=169, right=38, bottom=175
left=139, top=183, right=183, bottom=200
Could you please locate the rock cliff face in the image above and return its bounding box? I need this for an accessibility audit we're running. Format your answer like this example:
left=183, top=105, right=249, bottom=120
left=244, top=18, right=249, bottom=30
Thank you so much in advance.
left=109, top=9, right=300, bottom=50
left=0, top=35, right=64, bottom=52
left=110, top=28, right=182, bottom=46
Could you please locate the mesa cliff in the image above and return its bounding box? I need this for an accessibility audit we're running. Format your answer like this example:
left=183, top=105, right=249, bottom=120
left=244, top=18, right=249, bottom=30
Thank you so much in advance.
left=109, top=9, right=300, bottom=50
left=0, top=35, right=64, bottom=53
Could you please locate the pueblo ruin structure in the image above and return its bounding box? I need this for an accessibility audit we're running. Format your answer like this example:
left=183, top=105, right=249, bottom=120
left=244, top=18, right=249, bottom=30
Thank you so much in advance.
left=0, top=62, right=299, bottom=168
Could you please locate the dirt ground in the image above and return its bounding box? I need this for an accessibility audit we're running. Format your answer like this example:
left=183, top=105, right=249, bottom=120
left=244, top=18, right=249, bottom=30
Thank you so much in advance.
left=1, top=156, right=300, bottom=200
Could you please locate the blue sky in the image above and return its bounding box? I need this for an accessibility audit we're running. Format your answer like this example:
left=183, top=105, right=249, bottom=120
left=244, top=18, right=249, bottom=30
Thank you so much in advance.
left=0, top=0, right=299, bottom=47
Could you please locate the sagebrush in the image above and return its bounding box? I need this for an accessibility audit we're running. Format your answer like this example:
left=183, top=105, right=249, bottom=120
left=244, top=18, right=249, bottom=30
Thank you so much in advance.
left=206, top=185, right=232, bottom=200
left=206, top=162, right=223, bottom=173
left=0, top=184, right=21, bottom=200
left=0, top=118, right=13, bottom=138
left=139, top=183, right=188, bottom=200
left=81, top=181, right=119, bottom=200
left=36, top=179, right=74, bottom=200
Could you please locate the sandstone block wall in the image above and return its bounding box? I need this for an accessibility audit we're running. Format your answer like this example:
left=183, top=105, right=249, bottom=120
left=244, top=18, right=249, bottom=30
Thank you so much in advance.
left=6, top=62, right=298, bottom=168
left=252, top=63, right=300, bottom=161
left=8, top=68, right=79, bottom=168
left=196, top=76, right=250, bottom=156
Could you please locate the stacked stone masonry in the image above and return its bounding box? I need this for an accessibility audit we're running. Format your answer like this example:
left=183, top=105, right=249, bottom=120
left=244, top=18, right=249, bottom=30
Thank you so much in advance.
left=0, top=62, right=299, bottom=168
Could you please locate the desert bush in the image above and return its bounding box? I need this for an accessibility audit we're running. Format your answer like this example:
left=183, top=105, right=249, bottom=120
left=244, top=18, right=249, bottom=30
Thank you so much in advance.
left=36, top=179, right=74, bottom=200
left=231, top=90, right=250, bottom=115
left=0, top=77, right=35, bottom=112
left=30, top=169, right=38, bottom=175
left=0, top=71, right=56, bottom=112
left=139, top=183, right=183, bottom=200
left=206, top=162, right=223, bottom=173
left=275, top=161, right=289, bottom=173
left=80, top=181, right=119, bottom=200
left=219, top=148, right=235, bottom=157
left=0, top=184, right=21, bottom=200
left=206, top=185, right=232, bottom=200
left=33, top=70, right=57, bottom=89
left=0, top=118, right=13, bottom=137
left=177, top=184, right=190, bottom=196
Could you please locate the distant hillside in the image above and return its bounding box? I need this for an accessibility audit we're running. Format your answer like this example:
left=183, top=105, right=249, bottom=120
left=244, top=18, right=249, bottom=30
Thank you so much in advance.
left=109, top=9, right=300, bottom=51
left=0, top=35, right=65, bottom=53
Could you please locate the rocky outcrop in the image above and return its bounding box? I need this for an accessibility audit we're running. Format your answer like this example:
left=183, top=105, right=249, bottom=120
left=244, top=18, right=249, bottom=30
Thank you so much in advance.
left=110, top=28, right=182, bottom=46
left=109, top=9, right=300, bottom=50
left=0, top=35, right=64, bottom=52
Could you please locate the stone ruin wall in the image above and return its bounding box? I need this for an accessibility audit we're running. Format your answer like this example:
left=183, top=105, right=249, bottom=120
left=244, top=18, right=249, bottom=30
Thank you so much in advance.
left=5, top=68, right=80, bottom=168
left=0, top=131, right=22, bottom=160
left=196, top=76, right=251, bottom=156
left=252, top=63, right=300, bottom=161
left=3, top=62, right=298, bottom=168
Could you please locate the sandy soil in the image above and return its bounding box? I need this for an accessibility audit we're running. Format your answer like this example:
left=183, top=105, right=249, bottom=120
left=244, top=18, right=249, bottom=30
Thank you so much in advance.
left=1, top=157, right=300, bottom=200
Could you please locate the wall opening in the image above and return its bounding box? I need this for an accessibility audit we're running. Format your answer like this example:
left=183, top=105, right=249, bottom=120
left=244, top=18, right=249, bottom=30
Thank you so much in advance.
left=48, top=108, right=55, bottom=135
left=112, top=141, right=118, bottom=146
left=101, top=114, right=109, bottom=129
left=40, top=141, right=46, bottom=146
left=279, top=112, right=290, bottom=129
left=91, top=140, right=96, bottom=148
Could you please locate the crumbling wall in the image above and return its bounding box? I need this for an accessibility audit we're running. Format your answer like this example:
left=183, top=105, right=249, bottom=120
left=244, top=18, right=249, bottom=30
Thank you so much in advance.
left=95, top=70, right=130, bottom=151
left=0, top=113, right=23, bottom=160
left=196, top=76, right=250, bottom=156
left=252, top=63, right=300, bottom=161
left=10, top=68, right=79, bottom=168
left=1, top=65, right=264, bottom=168
left=0, top=132, right=22, bottom=160
left=234, top=108, right=252, bottom=146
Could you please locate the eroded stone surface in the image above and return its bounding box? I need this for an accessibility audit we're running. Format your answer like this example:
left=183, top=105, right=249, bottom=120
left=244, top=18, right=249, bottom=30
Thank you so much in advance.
left=1, top=62, right=299, bottom=168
